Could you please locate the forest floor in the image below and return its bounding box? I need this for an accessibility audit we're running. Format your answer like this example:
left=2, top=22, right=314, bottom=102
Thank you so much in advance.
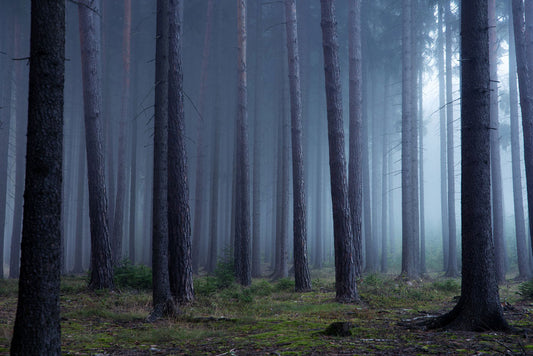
left=1, top=267, right=533, bottom=355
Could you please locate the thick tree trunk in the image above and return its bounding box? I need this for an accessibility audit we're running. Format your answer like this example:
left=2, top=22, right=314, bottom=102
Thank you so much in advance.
left=150, top=0, right=176, bottom=320
left=401, top=0, right=418, bottom=279
left=320, top=0, right=359, bottom=303
left=10, top=0, right=64, bottom=353
left=112, top=0, right=132, bottom=265
left=438, top=0, right=449, bottom=272
left=78, top=0, right=114, bottom=290
left=191, top=0, right=214, bottom=274
left=348, top=0, right=363, bottom=279
left=444, top=0, right=458, bottom=278
left=168, top=0, right=194, bottom=304
left=428, top=0, right=510, bottom=331
left=508, top=1, right=530, bottom=279
left=284, top=0, right=311, bottom=292
left=489, top=0, right=506, bottom=283
left=235, top=0, right=251, bottom=286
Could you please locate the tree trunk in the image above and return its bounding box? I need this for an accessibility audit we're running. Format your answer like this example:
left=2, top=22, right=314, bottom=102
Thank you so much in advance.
left=191, top=0, right=214, bottom=274
left=509, top=0, right=531, bottom=279
left=235, top=0, right=251, bottom=286
left=381, top=74, right=390, bottom=273
left=401, top=0, right=417, bottom=279
left=320, top=0, right=359, bottom=303
left=349, top=0, right=363, bottom=278
left=284, top=0, right=311, bottom=292
left=10, top=0, right=64, bottom=352
left=207, top=120, right=220, bottom=274
left=418, top=66, right=426, bottom=274
left=489, top=0, right=506, bottom=283
left=168, top=0, right=194, bottom=304
left=444, top=0, right=458, bottom=277
left=112, top=0, right=132, bottom=265
left=438, top=0, right=449, bottom=272
left=73, top=126, right=87, bottom=274
left=150, top=0, right=176, bottom=320
left=427, top=0, right=510, bottom=331
left=251, top=0, right=262, bottom=278
left=78, top=0, right=114, bottom=290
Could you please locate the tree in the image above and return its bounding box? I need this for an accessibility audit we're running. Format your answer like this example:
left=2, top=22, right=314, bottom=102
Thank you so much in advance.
left=235, top=0, right=251, bottom=287
left=284, top=0, right=311, bottom=292
left=78, top=0, right=114, bottom=290
left=150, top=0, right=176, bottom=320
left=444, top=0, right=458, bottom=278
left=401, top=0, right=418, bottom=279
left=320, top=0, right=359, bottom=303
left=112, top=0, right=133, bottom=265
left=348, top=0, right=363, bottom=279
left=508, top=0, right=531, bottom=279
left=168, top=0, right=194, bottom=304
left=489, top=0, right=506, bottom=282
left=514, top=0, right=533, bottom=259
left=427, top=0, right=510, bottom=331
left=10, top=0, right=65, bottom=352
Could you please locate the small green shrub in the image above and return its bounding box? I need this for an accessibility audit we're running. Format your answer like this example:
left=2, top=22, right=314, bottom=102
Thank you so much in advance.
left=250, top=280, right=273, bottom=297
left=363, top=274, right=383, bottom=288
left=194, top=276, right=218, bottom=297
left=275, top=278, right=295, bottom=292
left=213, top=258, right=235, bottom=289
left=518, top=279, right=533, bottom=299
left=114, top=260, right=152, bottom=290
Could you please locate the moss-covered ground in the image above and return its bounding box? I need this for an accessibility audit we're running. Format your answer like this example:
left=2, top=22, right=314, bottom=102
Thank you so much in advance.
left=1, top=270, right=532, bottom=355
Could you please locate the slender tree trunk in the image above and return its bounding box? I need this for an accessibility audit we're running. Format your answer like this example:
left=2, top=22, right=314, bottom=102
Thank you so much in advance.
left=112, top=0, right=132, bottom=264
left=73, top=127, right=87, bottom=274
left=168, top=0, right=194, bottom=304
left=10, top=0, right=64, bottom=352
left=418, top=66, right=426, bottom=274
left=207, top=120, right=220, bottom=274
left=428, top=0, right=510, bottom=331
left=371, top=73, right=382, bottom=273
left=438, top=0, right=449, bottom=272
left=150, top=0, right=176, bottom=320
left=401, top=0, right=418, bottom=279
left=129, top=97, right=138, bottom=264
left=320, top=0, right=359, bottom=303
left=381, top=74, right=389, bottom=273
left=444, top=0, right=458, bottom=277
left=284, top=0, right=311, bottom=292
left=349, top=0, right=363, bottom=278
left=191, top=0, right=214, bottom=274
left=251, top=0, right=262, bottom=278
left=362, top=71, right=372, bottom=272
left=314, top=142, right=323, bottom=269
left=489, top=0, right=506, bottom=283
left=78, top=0, right=114, bottom=290
left=235, top=0, right=251, bottom=286
left=509, top=1, right=531, bottom=279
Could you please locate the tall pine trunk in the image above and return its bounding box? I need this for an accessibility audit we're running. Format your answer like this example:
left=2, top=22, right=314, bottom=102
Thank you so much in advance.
left=320, top=0, right=358, bottom=303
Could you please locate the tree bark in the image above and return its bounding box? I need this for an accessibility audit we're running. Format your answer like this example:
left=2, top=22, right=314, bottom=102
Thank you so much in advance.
left=10, top=0, right=64, bottom=352
left=168, top=0, right=194, bottom=304
left=73, top=127, right=87, bottom=274
left=235, top=0, right=251, bottom=286
left=284, top=0, right=311, bottom=292
left=427, top=0, right=510, bottom=331
left=444, top=0, right=458, bottom=278
left=509, top=0, right=531, bottom=279
left=320, top=0, right=359, bottom=303
left=78, top=0, right=114, bottom=290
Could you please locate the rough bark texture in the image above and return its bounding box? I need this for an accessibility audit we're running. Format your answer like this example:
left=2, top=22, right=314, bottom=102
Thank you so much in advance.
left=401, top=0, right=418, bottom=279
left=150, top=0, right=175, bottom=319
left=78, top=0, right=114, bottom=290
left=284, top=0, right=311, bottom=292
left=428, top=0, right=510, bottom=331
left=10, top=0, right=64, bottom=353
left=320, top=0, right=359, bottom=303
left=235, top=0, right=251, bottom=286
left=168, top=0, right=194, bottom=304
left=191, top=0, right=214, bottom=274
left=348, top=0, right=363, bottom=279
left=508, top=1, right=531, bottom=279
left=489, top=0, right=506, bottom=283
left=112, top=0, right=132, bottom=265
left=444, top=0, right=458, bottom=278
left=438, top=0, right=449, bottom=272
